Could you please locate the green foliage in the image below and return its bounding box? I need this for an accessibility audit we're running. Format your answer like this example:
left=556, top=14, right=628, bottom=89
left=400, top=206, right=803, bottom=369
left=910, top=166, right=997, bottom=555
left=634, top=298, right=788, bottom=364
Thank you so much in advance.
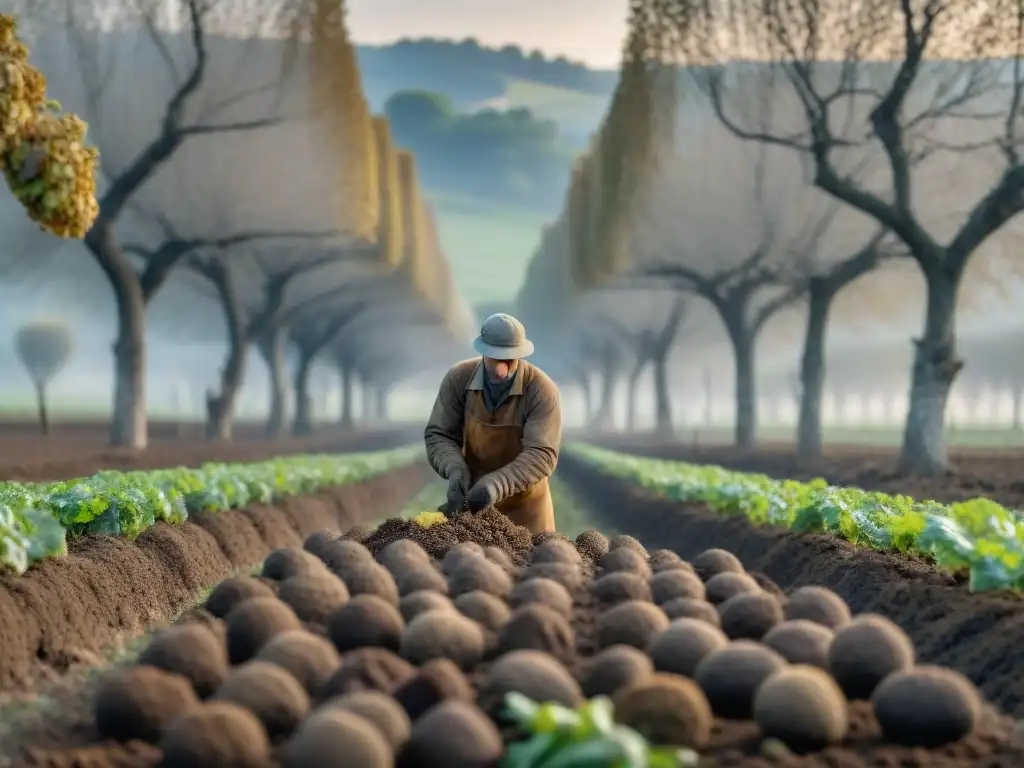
left=569, top=444, right=1024, bottom=593
left=383, top=89, right=573, bottom=210
left=501, top=693, right=698, bottom=768
left=0, top=445, right=420, bottom=575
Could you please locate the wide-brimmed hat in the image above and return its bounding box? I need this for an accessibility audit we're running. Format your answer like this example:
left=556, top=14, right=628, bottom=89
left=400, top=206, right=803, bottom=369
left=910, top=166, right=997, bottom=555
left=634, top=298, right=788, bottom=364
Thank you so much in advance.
left=472, top=313, right=535, bottom=359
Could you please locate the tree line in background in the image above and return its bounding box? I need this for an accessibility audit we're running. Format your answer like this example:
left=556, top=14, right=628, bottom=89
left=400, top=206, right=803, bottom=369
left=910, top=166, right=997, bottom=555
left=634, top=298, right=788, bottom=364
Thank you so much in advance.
left=1, top=0, right=472, bottom=449
left=383, top=90, right=573, bottom=209
left=515, top=0, right=1024, bottom=477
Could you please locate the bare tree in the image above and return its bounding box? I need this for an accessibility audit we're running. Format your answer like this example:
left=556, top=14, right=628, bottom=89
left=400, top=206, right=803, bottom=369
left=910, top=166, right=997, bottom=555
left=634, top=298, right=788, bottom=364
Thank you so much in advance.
left=14, top=321, right=73, bottom=435
left=637, top=0, right=1024, bottom=473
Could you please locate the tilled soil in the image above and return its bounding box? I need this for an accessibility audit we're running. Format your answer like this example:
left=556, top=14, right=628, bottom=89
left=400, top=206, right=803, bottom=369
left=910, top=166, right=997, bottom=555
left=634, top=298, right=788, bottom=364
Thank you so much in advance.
left=0, top=423, right=420, bottom=482
left=11, top=505, right=1024, bottom=768
left=557, top=454, right=1024, bottom=719
left=583, top=435, right=1024, bottom=508
left=0, top=462, right=431, bottom=693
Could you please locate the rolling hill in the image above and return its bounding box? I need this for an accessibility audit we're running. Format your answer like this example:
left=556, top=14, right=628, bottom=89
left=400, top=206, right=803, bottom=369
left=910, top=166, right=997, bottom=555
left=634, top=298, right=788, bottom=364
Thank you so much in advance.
left=355, top=39, right=616, bottom=304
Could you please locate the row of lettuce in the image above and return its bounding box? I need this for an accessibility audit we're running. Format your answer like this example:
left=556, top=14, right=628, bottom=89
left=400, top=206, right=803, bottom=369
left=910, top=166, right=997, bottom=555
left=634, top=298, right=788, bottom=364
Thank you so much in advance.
left=0, top=445, right=421, bottom=575
left=568, top=444, right=1024, bottom=593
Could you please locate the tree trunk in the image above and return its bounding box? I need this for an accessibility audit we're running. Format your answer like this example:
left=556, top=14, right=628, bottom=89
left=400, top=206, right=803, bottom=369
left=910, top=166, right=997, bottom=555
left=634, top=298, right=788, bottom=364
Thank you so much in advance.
left=591, top=361, right=618, bottom=431
left=292, top=356, right=315, bottom=436
left=797, top=283, right=831, bottom=458
left=339, top=364, right=354, bottom=428
left=205, top=262, right=248, bottom=441
left=899, top=269, right=964, bottom=475
left=258, top=327, right=289, bottom=437
left=579, top=377, right=593, bottom=426
left=651, top=349, right=673, bottom=438
left=34, top=381, right=49, bottom=436
left=87, top=207, right=148, bottom=449
left=1012, top=383, right=1023, bottom=431
left=626, top=363, right=643, bottom=432
left=374, top=386, right=389, bottom=421
left=702, top=370, right=714, bottom=427
left=726, top=320, right=757, bottom=448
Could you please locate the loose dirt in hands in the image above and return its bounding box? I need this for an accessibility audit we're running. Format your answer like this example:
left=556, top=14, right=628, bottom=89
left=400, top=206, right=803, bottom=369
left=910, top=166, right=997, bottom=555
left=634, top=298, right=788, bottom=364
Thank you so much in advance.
left=558, top=453, right=1024, bottom=719
left=12, top=503, right=1024, bottom=768
left=0, top=462, right=431, bottom=693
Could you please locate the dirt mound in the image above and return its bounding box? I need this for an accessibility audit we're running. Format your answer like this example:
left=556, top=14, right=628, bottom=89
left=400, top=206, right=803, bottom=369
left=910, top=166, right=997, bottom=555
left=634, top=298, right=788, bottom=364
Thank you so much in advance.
left=363, top=509, right=534, bottom=565
left=559, top=454, right=1024, bottom=718
left=0, top=462, right=429, bottom=693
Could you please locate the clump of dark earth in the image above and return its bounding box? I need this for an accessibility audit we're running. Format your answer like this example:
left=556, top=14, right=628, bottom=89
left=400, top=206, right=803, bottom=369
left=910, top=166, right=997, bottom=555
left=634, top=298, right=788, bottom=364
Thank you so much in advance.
left=363, top=508, right=534, bottom=564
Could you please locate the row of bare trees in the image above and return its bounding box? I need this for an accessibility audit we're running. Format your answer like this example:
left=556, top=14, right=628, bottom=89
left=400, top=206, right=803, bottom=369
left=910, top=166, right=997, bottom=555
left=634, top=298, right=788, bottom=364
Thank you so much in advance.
left=516, top=0, right=1024, bottom=476
left=9, top=0, right=471, bottom=446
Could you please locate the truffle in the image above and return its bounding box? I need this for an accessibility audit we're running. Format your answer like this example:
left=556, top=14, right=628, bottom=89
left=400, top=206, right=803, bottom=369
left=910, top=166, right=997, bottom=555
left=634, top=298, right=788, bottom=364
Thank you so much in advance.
left=478, top=650, right=583, bottom=719
left=519, top=562, right=583, bottom=591
left=530, top=539, right=583, bottom=567
left=608, top=534, right=648, bottom=558
left=693, top=548, right=744, bottom=581
left=213, top=660, right=310, bottom=741
left=396, top=565, right=450, bottom=597
left=612, top=673, right=712, bottom=749
left=447, top=556, right=512, bottom=599
left=648, top=549, right=683, bottom=568
left=753, top=665, right=849, bottom=751
left=580, top=645, right=654, bottom=698
left=226, top=596, right=302, bottom=665
left=509, top=577, right=574, bottom=615
left=401, top=700, right=502, bottom=767
left=204, top=575, right=275, bottom=619
left=139, top=624, right=228, bottom=699
left=599, top=547, right=652, bottom=581
left=320, top=648, right=415, bottom=698
left=453, top=591, right=511, bottom=633
left=320, top=539, right=376, bottom=576
left=592, top=572, right=652, bottom=605
left=484, top=546, right=515, bottom=572
left=281, top=708, right=393, bottom=767
left=95, top=666, right=198, bottom=743
left=392, top=658, right=475, bottom=721
left=595, top=600, right=669, bottom=650
left=257, top=630, right=341, bottom=697
left=399, top=590, right=454, bottom=622
left=158, top=701, right=270, bottom=768
left=262, top=548, right=326, bottom=581
left=705, top=571, right=761, bottom=605
left=762, top=620, right=833, bottom=668
left=694, top=640, right=787, bottom=719
left=377, top=539, right=431, bottom=577
left=661, top=597, right=721, bottom=626
left=303, top=530, right=338, bottom=559
left=400, top=609, right=486, bottom=669
left=651, top=569, right=706, bottom=604
left=342, top=523, right=375, bottom=543
left=496, top=604, right=575, bottom=661
left=442, top=542, right=486, bottom=574
left=326, top=594, right=405, bottom=654
left=828, top=614, right=915, bottom=699
left=322, top=690, right=411, bottom=751
left=278, top=573, right=350, bottom=625
left=575, top=529, right=610, bottom=561
left=718, top=591, right=783, bottom=640
left=784, top=586, right=852, bottom=629
left=646, top=618, right=729, bottom=678
left=872, top=665, right=981, bottom=747
left=339, top=563, right=399, bottom=606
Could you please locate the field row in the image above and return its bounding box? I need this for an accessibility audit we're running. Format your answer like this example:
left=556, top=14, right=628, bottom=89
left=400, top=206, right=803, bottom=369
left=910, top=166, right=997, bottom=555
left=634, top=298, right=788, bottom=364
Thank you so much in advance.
left=0, top=446, right=420, bottom=574
left=569, top=444, right=1024, bottom=593
left=11, top=507, right=1021, bottom=767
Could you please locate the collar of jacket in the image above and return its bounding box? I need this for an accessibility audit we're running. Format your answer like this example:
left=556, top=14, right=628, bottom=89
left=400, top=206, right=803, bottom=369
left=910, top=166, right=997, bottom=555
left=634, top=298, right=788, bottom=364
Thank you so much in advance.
left=466, top=358, right=526, bottom=396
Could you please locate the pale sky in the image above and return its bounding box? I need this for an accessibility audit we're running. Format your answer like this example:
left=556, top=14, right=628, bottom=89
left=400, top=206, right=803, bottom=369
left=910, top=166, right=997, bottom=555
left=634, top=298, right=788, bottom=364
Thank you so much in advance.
left=347, top=0, right=629, bottom=69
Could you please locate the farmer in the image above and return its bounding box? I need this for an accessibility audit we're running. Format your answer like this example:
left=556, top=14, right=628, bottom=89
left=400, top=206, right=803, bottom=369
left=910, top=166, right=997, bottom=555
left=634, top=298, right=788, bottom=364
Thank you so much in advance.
left=424, top=313, right=562, bottom=533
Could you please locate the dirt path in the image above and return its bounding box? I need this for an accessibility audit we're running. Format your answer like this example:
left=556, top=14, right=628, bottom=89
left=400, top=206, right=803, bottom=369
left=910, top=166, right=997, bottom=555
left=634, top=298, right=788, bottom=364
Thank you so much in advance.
left=557, top=453, right=1024, bottom=718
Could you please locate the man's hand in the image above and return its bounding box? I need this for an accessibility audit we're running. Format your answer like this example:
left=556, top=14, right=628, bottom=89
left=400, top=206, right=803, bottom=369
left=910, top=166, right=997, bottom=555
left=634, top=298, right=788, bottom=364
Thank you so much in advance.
left=445, top=471, right=468, bottom=513
left=466, top=482, right=496, bottom=513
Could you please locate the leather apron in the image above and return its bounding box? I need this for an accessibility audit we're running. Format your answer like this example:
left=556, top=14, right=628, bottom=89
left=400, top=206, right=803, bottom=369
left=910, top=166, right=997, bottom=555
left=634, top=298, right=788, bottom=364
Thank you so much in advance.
left=462, top=381, right=556, bottom=534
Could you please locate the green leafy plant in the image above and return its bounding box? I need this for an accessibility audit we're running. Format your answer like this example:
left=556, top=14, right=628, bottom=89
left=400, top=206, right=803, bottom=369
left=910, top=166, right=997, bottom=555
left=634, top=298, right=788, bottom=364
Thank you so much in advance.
left=569, top=443, right=1024, bottom=593
left=501, top=692, right=698, bottom=768
left=0, top=444, right=421, bottom=575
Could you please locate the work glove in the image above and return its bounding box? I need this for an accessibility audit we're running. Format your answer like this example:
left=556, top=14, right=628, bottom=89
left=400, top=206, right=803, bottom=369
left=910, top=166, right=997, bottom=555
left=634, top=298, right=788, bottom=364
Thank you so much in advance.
left=444, top=471, right=468, bottom=514
left=466, top=482, right=496, bottom=513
